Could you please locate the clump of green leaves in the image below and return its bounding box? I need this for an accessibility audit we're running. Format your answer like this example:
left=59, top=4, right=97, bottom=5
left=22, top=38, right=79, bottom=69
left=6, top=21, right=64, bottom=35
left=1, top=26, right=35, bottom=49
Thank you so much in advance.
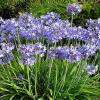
left=0, top=57, right=100, bottom=100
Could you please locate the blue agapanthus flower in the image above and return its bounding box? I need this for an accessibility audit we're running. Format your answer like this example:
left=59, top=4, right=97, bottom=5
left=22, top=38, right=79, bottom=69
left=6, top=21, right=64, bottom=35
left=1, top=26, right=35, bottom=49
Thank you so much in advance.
left=0, top=11, right=99, bottom=65
left=67, top=46, right=82, bottom=62
left=84, top=64, right=98, bottom=75
left=1, top=43, right=14, bottom=53
left=19, top=42, right=46, bottom=57
left=0, top=51, right=14, bottom=64
left=19, top=42, right=46, bottom=65
left=47, top=47, right=58, bottom=59
left=85, top=18, right=100, bottom=48
left=0, top=42, right=14, bottom=64
left=48, top=43, right=98, bottom=62
left=18, top=12, right=44, bottom=40
left=19, top=44, right=35, bottom=57
left=48, top=46, right=82, bottom=62
left=0, top=18, right=17, bottom=42
left=66, top=3, right=82, bottom=15
left=40, top=12, right=60, bottom=26
left=20, top=55, right=36, bottom=65
left=56, top=46, right=70, bottom=59
left=43, top=19, right=70, bottom=43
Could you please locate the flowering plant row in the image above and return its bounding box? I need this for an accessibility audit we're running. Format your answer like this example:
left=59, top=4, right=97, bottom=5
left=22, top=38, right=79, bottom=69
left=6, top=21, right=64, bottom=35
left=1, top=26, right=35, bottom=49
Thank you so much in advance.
left=0, top=4, right=100, bottom=74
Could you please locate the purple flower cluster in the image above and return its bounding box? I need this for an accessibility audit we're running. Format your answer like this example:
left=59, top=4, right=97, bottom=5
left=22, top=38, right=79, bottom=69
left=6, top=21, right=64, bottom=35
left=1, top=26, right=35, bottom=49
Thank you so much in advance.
left=18, top=12, right=69, bottom=42
left=19, top=42, right=46, bottom=65
left=86, top=18, right=100, bottom=49
left=0, top=11, right=99, bottom=46
left=0, top=5, right=99, bottom=68
left=66, top=3, right=82, bottom=15
left=20, top=55, right=36, bottom=65
left=40, top=12, right=60, bottom=25
left=47, top=44, right=97, bottom=62
left=84, top=64, right=98, bottom=75
left=43, top=19, right=70, bottom=42
left=0, top=43, right=14, bottom=64
left=86, top=18, right=100, bottom=31
left=18, top=12, right=45, bottom=40
left=0, top=18, right=17, bottom=42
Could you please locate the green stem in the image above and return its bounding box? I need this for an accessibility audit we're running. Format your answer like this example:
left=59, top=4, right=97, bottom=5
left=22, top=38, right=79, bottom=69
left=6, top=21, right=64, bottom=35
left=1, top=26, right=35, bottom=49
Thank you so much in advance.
left=35, top=65, right=37, bottom=96
left=53, top=64, right=58, bottom=100
left=47, top=59, right=53, bottom=89
left=27, top=66, right=31, bottom=93
left=71, top=15, right=73, bottom=27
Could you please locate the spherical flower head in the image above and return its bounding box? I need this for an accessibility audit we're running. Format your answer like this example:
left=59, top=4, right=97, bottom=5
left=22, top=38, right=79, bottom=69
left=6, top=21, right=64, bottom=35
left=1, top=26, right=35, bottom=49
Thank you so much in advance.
left=77, top=26, right=91, bottom=42
left=86, top=19, right=96, bottom=31
left=0, top=51, right=14, bottom=64
left=84, top=64, right=98, bottom=75
left=48, top=46, right=82, bottom=62
left=19, top=44, right=35, bottom=57
left=18, top=12, right=44, bottom=40
left=1, top=43, right=14, bottom=53
left=86, top=18, right=100, bottom=32
left=47, top=47, right=58, bottom=59
left=33, top=42, right=46, bottom=56
left=43, top=19, right=70, bottom=43
left=66, top=3, right=82, bottom=15
left=40, top=12, right=60, bottom=25
left=67, top=46, right=82, bottom=62
left=84, top=44, right=97, bottom=57
left=20, top=55, right=36, bottom=65
left=76, top=45, right=87, bottom=57
left=0, top=19, right=17, bottom=42
left=19, top=43, right=46, bottom=57
left=18, top=12, right=34, bottom=27
left=57, top=46, right=70, bottom=59
left=66, top=27, right=78, bottom=39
